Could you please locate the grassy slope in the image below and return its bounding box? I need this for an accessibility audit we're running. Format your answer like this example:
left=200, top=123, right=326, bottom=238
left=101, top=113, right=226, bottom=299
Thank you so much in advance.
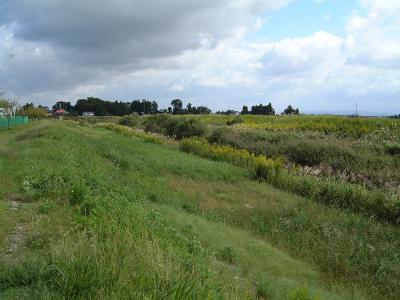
left=0, top=121, right=397, bottom=299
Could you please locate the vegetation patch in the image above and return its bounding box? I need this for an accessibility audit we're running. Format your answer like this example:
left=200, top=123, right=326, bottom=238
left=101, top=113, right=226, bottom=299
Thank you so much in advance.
left=180, top=137, right=400, bottom=224
left=144, top=114, right=207, bottom=140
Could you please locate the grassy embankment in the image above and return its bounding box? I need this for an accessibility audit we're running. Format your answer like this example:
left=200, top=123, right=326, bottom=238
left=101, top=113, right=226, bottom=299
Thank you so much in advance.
left=0, top=121, right=399, bottom=299
left=101, top=114, right=400, bottom=193
left=98, top=115, right=400, bottom=224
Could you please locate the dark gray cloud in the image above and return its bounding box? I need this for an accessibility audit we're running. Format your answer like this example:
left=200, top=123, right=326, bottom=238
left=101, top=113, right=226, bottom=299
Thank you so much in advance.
left=0, top=0, right=289, bottom=99
left=0, top=1, right=282, bottom=66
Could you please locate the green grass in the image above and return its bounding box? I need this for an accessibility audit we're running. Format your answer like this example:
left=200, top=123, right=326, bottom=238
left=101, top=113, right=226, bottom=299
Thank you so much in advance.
left=178, top=136, right=400, bottom=224
left=99, top=114, right=400, bottom=192
left=0, top=121, right=399, bottom=299
left=157, top=204, right=360, bottom=300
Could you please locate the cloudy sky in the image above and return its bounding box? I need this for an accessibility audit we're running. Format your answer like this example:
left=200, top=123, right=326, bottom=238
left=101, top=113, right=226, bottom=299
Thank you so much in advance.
left=0, top=0, right=399, bottom=114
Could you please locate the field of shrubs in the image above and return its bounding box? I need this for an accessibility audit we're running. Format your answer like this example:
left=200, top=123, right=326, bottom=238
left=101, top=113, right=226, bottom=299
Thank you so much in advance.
left=196, top=114, right=400, bottom=140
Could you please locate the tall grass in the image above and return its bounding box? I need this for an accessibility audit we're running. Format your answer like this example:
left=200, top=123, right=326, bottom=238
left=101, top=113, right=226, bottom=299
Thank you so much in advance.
left=95, top=122, right=165, bottom=144
left=180, top=137, right=283, bottom=180
left=180, top=137, right=400, bottom=224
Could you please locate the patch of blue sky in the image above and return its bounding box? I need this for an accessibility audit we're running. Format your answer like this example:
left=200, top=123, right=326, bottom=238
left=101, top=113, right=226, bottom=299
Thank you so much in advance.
left=247, top=0, right=360, bottom=42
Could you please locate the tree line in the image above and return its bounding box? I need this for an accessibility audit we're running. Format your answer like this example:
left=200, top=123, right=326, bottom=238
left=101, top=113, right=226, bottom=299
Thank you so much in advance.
left=51, top=97, right=299, bottom=116
left=51, top=97, right=212, bottom=116
left=2, top=93, right=301, bottom=118
left=240, top=103, right=299, bottom=115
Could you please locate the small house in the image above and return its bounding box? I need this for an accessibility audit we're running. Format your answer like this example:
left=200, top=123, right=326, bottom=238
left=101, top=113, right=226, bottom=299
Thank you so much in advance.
left=225, top=110, right=240, bottom=116
left=53, top=109, right=69, bottom=120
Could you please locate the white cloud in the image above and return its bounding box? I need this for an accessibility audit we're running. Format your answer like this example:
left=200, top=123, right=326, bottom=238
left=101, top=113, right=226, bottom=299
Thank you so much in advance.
left=170, top=84, right=184, bottom=92
left=359, top=0, right=400, bottom=16
left=261, top=31, right=344, bottom=76
left=344, top=0, right=400, bottom=68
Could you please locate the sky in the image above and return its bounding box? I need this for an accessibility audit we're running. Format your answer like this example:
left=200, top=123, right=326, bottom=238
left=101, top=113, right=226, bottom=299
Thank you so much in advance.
left=0, top=0, right=399, bottom=115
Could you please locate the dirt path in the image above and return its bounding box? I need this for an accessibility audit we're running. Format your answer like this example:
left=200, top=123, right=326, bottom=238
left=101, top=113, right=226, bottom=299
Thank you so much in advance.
left=2, top=195, right=26, bottom=259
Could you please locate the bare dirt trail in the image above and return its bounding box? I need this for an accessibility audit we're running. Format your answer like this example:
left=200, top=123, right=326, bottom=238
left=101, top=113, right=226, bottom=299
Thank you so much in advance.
left=2, top=195, right=27, bottom=260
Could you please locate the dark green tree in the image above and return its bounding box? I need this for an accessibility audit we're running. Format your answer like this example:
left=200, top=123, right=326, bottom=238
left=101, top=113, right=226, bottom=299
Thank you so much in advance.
left=265, top=103, right=275, bottom=115
left=250, top=102, right=275, bottom=115
left=53, top=101, right=73, bottom=112
left=283, top=105, right=300, bottom=115
left=186, top=103, right=192, bottom=114
left=171, top=99, right=183, bottom=114
left=74, top=97, right=106, bottom=116
left=151, top=101, right=158, bottom=114
left=129, top=100, right=158, bottom=115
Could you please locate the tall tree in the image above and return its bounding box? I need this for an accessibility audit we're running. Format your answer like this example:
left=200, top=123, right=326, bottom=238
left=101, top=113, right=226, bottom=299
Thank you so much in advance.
left=241, top=105, right=249, bottom=114
left=283, top=105, right=299, bottom=115
left=171, top=99, right=183, bottom=114
left=151, top=101, right=158, bottom=114
left=250, top=102, right=275, bottom=115
left=74, top=97, right=106, bottom=116
left=52, top=101, right=73, bottom=112
left=186, top=103, right=192, bottom=114
left=265, top=103, right=275, bottom=115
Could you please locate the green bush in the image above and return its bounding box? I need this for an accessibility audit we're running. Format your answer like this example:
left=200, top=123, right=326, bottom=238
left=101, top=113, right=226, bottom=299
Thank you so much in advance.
left=174, top=118, right=206, bottom=140
left=144, top=115, right=207, bottom=140
left=284, top=140, right=358, bottom=167
left=119, top=114, right=140, bottom=127
left=144, top=114, right=171, bottom=134
left=226, top=116, right=244, bottom=126
left=285, top=141, right=324, bottom=166
left=208, top=127, right=229, bottom=144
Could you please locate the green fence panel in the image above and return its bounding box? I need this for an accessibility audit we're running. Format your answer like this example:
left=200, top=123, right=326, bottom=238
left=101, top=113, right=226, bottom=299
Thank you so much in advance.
left=0, top=116, right=29, bottom=128
left=0, top=118, right=7, bottom=128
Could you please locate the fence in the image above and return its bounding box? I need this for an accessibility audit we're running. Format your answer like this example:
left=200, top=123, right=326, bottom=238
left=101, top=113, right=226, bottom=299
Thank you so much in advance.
left=0, top=116, right=29, bottom=129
